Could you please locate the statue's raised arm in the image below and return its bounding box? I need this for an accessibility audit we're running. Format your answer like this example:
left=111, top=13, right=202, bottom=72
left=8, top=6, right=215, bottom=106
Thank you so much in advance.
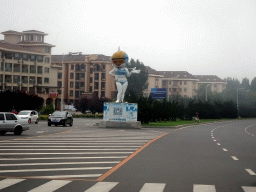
left=109, top=48, right=140, bottom=103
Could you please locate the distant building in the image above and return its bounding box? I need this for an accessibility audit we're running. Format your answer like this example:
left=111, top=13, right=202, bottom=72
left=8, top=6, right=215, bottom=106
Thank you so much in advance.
left=51, top=53, right=116, bottom=105
left=0, top=30, right=60, bottom=107
left=194, top=75, right=227, bottom=93
left=145, top=66, right=226, bottom=98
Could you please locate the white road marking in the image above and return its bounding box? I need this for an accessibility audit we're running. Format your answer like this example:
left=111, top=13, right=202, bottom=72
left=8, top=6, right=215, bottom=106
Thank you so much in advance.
left=0, top=161, right=120, bottom=166
left=231, top=156, right=239, bottom=160
left=245, top=169, right=256, bottom=175
left=0, top=167, right=112, bottom=173
left=85, top=182, right=119, bottom=192
left=246, top=169, right=256, bottom=175
left=193, top=184, right=216, bottom=192
left=36, top=131, right=44, bottom=133
left=0, top=148, right=138, bottom=151
left=242, top=186, right=256, bottom=192
left=30, top=174, right=102, bottom=178
left=212, top=137, right=214, bottom=139
left=222, top=148, right=228, bottom=151
left=140, top=183, right=166, bottom=192
left=217, top=143, right=221, bottom=145
left=28, top=180, right=71, bottom=192
left=0, top=145, right=142, bottom=148
left=1, top=141, right=147, bottom=144
left=0, top=179, right=25, bottom=190
left=0, top=156, right=128, bottom=161
left=214, top=140, right=216, bottom=141
left=0, top=152, right=133, bottom=155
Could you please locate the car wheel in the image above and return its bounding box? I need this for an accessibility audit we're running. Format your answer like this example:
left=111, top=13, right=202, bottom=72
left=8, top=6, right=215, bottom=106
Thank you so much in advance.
left=28, top=119, right=31, bottom=124
left=48, top=122, right=51, bottom=126
left=0, top=131, right=6, bottom=135
left=35, top=118, right=39, bottom=124
left=69, top=121, right=73, bottom=126
left=14, top=127, right=22, bottom=135
left=63, top=120, right=67, bottom=127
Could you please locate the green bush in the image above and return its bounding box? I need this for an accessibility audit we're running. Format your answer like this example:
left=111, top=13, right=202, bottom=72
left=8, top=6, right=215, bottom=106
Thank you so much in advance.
left=41, top=103, right=55, bottom=115
left=71, top=113, right=103, bottom=118
left=39, top=115, right=49, bottom=120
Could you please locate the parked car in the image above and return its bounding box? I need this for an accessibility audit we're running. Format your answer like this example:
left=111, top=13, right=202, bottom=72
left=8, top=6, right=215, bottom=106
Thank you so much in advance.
left=17, top=110, right=39, bottom=124
left=0, top=112, right=30, bottom=135
left=48, top=111, right=73, bottom=127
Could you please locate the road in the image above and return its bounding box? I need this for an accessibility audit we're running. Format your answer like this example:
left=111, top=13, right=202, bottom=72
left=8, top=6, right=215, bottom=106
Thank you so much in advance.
left=0, top=119, right=256, bottom=191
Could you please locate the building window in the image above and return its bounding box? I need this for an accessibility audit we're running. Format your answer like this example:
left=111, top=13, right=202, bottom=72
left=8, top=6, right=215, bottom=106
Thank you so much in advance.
left=70, top=73, right=74, bottom=79
left=101, top=82, right=105, bottom=90
left=75, top=82, right=80, bottom=89
left=45, top=57, right=50, bottom=63
left=94, top=73, right=99, bottom=80
left=37, top=56, right=43, bottom=62
left=23, top=54, right=28, bottom=61
left=214, top=84, right=217, bottom=88
left=37, top=66, right=42, bottom=74
left=5, top=52, right=12, bottom=59
left=163, top=80, right=166, bottom=86
left=57, top=81, right=62, bottom=88
left=58, top=73, right=62, bottom=79
left=81, top=73, right=85, bottom=79
left=81, top=82, right=84, bottom=87
left=37, top=77, right=42, bottom=84
left=13, top=75, right=20, bottom=83
left=71, top=65, right=74, bottom=70
left=5, top=75, right=12, bottom=83
left=180, top=81, right=182, bottom=85
left=22, top=76, right=28, bottom=83
left=14, top=53, right=20, bottom=60
left=173, top=81, right=178, bottom=86
left=70, top=90, right=73, bottom=96
left=94, top=82, right=99, bottom=89
left=14, top=64, right=20, bottom=72
left=90, top=68, right=94, bottom=74
left=44, top=67, right=50, bottom=73
left=70, top=81, right=74, bottom=88
left=30, top=55, right=36, bottom=61
left=44, top=78, right=49, bottom=83
left=184, top=88, right=187, bottom=92
left=102, top=64, right=106, bottom=71
left=75, top=91, right=80, bottom=98
left=89, top=86, right=92, bottom=92
left=76, top=73, right=80, bottom=80
left=30, top=65, right=36, bottom=73
left=0, top=62, right=3, bottom=71
left=58, top=90, right=62, bottom=95
left=5, top=63, right=12, bottom=72
left=75, top=64, right=80, bottom=71
left=90, top=77, right=93, bottom=83
left=184, top=81, right=187, bottom=85
left=45, top=47, right=51, bottom=53
left=101, top=73, right=106, bottom=80
left=29, top=77, right=36, bottom=84
left=101, top=91, right=105, bottom=97
left=81, top=64, right=85, bottom=70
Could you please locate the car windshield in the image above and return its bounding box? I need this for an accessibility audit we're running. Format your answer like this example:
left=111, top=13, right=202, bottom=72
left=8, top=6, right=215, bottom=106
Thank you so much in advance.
left=18, top=112, right=30, bottom=115
left=51, top=112, right=66, bottom=117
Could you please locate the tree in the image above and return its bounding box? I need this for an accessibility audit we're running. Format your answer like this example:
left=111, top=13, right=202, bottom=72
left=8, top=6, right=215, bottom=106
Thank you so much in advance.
left=224, top=77, right=240, bottom=91
left=124, top=59, right=148, bottom=101
left=251, top=77, right=256, bottom=92
left=241, top=77, right=250, bottom=91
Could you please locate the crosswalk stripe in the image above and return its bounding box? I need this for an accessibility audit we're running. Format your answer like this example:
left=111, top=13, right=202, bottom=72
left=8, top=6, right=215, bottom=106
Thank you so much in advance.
left=193, top=184, right=216, bottom=192
left=0, top=167, right=112, bottom=173
left=246, top=169, right=256, bottom=175
left=0, top=178, right=25, bottom=190
left=27, top=180, right=71, bottom=192
left=0, top=152, right=133, bottom=155
left=29, top=174, right=102, bottom=178
left=0, top=161, right=120, bottom=166
left=140, top=183, right=166, bottom=192
left=0, top=156, right=128, bottom=161
left=84, top=182, right=119, bottom=192
left=0, top=148, right=138, bottom=151
left=242, top=186, right=256, bottom=192
left=0, top=145, right=142, bottom=148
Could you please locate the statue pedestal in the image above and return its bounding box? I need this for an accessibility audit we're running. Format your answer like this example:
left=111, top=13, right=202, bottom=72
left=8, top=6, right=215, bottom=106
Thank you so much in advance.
left=99, top=102, right=141, bottom=129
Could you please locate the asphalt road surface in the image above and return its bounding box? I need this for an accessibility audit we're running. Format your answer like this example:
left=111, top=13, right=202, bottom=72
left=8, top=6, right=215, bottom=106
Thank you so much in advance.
left=0, top=119, right=255, bottom=191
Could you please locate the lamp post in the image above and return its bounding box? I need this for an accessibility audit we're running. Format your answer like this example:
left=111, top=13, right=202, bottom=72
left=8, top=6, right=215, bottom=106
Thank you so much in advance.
left=237, top=88, right=244, bottom=118
left=206, top=84, right=211, bottom=102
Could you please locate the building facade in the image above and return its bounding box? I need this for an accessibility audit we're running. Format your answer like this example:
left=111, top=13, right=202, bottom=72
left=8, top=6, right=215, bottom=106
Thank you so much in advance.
left=51, top=53, right=116, bottom=105
left=145, top=66, right=227, bottom=98
left=0, top=30, right=59, bottom=106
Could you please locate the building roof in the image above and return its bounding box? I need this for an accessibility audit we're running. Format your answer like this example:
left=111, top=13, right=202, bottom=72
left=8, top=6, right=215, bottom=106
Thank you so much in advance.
left=145, top=66, right=162, bottom=75
left=92, top=54, right=111, bottom=61
left=158, top=71, right=197, bottom=79
left=51, top=54, right=88, bottom=62
left=17, top=41, right=55, bottom=47
left=1, top=30, right=23, bottom=36
left=0, top=40, right=44, bottom=54
left=22, top=30, right=48, bottom=35
left=194, top=75, right=226, bottom=83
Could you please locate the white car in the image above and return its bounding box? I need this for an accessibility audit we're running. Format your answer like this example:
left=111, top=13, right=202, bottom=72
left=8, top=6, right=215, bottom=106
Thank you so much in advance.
left=17, top=110, right=39, bottom=124
left=0, top=112, right=30, bottom=135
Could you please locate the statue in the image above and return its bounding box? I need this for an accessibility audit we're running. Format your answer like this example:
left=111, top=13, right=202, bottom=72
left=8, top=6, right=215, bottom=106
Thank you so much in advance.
left=109, top=48, right=140, bottom=103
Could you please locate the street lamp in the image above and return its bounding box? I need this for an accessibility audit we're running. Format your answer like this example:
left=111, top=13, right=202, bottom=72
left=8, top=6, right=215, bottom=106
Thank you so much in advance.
left=206, top=84, right=211, bottom=102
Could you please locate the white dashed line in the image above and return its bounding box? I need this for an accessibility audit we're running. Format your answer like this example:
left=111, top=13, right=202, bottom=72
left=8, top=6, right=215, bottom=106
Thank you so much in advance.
left=214, top=140, right=216, bottom=141
left=217, top=143, right=221, bottom=145
left=222, top=148, right=228, bottom=151
left=231, top=156, right=239, bottom=160
left=246, top=169, right=256, bottom=175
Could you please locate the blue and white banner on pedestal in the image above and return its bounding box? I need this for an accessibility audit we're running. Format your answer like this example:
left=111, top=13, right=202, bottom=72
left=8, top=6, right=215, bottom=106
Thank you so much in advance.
left=103, top=103, right=138, bottom=122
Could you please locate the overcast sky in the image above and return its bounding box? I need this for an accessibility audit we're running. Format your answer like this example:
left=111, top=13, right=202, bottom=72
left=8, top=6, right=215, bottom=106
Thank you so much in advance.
left=1, top=0, right=256, bottom=82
